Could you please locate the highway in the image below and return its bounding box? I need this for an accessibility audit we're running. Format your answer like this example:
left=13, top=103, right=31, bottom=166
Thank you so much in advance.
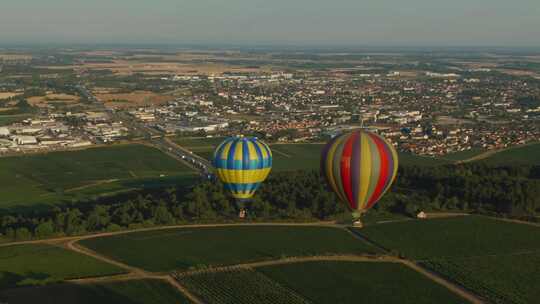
left=80, top=84, right=214, bottom=178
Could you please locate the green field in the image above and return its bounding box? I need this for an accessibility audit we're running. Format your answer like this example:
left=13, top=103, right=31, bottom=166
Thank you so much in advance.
left=173, top=137, right=451, bottom=171
left=0, top=114, right=31, bottom=126
left=257, top=261, right=466, bottom=304
left=0, top=144, right=195, bottom=210
left=482, top=142, right=540, bottom=165
left=441, top=148, right=485, bottom=161
left=177, top=268, right=309, bottom=304
left=423, top=254, right=540, bottom=304
left=79, top=226, right=379, bottom=272
left=356, top=216, right=540, bottom=260
left=0, top=243, right=125, bottom=289
left=0, top=279, right=192, bottom=304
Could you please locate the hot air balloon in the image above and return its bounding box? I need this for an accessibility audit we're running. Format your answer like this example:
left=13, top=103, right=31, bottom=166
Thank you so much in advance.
left=213, top=136, right=272, bottom=216
left=321, top=130, right=398, bottom=224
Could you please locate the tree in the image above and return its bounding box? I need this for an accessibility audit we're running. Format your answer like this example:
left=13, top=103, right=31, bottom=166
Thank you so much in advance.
left=34, top=221, right=55, bottom=238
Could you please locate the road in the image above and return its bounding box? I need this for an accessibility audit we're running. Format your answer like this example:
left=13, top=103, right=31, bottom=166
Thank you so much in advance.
left=81, top=85, right=213, bottom=177
left=1, top=221, right=486, bottom=304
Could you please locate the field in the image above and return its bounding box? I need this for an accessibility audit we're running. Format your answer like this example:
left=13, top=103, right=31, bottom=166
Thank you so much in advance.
left=441, top=148, right=485, bottom=161
left=173, top=137, right=451, bottom=171
left=257, top=261, right=466, bottom=304
left=357, top=216, right=540, bottom=304
left=0, top=114, right=30, bottom=126
left=423, top=254, right=540, bottom=304
left=43, top=58, right=269, bottom=76
left=95, top=90, right=174, bottom=109
left=481, top=142, right=540, bottom=165
left=0, top=92, right=22, bottom=100
left=356, top=216, right=540, bottom=260
left=177, top=268, right=309, bottom=304
left=0, top=279, right=192, bottom=304
left=27, top=93, right=81, bottom=107
left=79, top=226, right=379, bottom=272
left=0, top=243, right=125, bottom=289
left=0, top=144, right=195, bottom=211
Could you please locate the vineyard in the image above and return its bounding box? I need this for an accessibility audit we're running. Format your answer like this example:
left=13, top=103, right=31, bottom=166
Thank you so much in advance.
left=79, top=225, right=378, bottom=272
left=422, top=253, right=540, bottom=304
left=356, top=216, right=540, bottom=259
left=257, top=261, right=466, bottom=304
left=0, top=279, right=192, bottom=304
left=176, top=268, right=310, bottom=304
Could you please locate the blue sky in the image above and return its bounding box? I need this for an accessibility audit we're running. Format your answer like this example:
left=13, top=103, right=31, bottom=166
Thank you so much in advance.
left=1, top=0, right=539, bottom=46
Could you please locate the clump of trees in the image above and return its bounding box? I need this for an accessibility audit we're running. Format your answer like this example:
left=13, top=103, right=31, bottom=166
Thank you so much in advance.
left=1, top=163, right=539, bottom=242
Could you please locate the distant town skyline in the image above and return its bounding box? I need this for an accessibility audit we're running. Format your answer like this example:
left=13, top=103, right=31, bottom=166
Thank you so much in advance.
left=1, top=0, right=539, bottom=47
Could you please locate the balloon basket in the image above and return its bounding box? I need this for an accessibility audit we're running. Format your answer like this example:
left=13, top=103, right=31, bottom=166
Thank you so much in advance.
left=351, top=211, right=364, bottom=228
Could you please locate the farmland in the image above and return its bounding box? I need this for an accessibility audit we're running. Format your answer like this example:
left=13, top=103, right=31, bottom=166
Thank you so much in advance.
left=481, top=142, right=540, bottom=165
left=0, top=279, right=192, bottom=304
left=79, top=226, right=379, bottom=272
left=173, top=137, right=452, bottom=171
left=355, top=216, right=540, bottom=260
left=423, top=254, right=540, bottom=304
left=0, top=243, right=125, bottom=289
left=257, top=261, right=466, bottom=304
left=0, top=144, right=195, bottom=211
left=177, top=268, right=309, bottom=304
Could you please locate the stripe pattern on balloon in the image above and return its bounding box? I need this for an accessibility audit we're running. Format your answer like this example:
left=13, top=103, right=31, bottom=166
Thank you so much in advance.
left=213, top=136, right=272, bottom=200
left=321, top=130, right=398, bottom=213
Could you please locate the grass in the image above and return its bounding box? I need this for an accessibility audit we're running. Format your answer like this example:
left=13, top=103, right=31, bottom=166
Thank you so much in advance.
left=0, top=244, right=125, bottom=289
left=177, top=268, right=309, bottom=304
left=0, top=144, right=195, bottom=211
left=173, top=137, right=450, bottom=171
left=79, top=226, right=380, bottom=272
left=422, top=253, right=540, bottom=304
left=355, top=216, right=540, bottom=260
left=441, top=148, right=485, bottom=161
left=0, top=279, right=192, bottom=304
left=482, top=142, right=540, bottom=165
left=257, top=261, right=467, bottom=304
left=0, top=114, right=30, bottom=126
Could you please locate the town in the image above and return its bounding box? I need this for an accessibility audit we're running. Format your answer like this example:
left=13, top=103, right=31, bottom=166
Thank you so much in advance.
left=1, top=49, right=539, bottom=157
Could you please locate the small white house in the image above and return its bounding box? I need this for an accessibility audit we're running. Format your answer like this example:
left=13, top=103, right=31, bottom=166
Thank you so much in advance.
left=417, top=211, right=428, bottom=219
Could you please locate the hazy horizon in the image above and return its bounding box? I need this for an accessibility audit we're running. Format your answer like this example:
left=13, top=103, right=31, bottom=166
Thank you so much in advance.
left=1, top=0, right=539, bottom=47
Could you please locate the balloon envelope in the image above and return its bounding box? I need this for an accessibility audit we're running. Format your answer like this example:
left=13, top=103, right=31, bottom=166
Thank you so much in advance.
left=213, top=136, right=272, bottom=200
left=321, top=130, right=398, bottom=214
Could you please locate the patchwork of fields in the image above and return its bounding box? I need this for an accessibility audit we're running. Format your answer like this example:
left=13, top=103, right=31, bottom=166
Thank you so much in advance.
left=0, top=216, right=538, bottom=303
left=357, top=216, right=540, bottom=304
left=0, top=144, right=195, bottom=211
left=80, top=225, right=379, bottom=272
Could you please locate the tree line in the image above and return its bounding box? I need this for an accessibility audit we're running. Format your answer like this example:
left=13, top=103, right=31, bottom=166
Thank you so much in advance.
left=1, top=163, right=539, bottom=241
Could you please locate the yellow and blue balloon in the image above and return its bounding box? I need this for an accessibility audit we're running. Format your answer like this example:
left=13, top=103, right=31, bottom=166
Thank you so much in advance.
left=213, top=136, right=272, bottom=200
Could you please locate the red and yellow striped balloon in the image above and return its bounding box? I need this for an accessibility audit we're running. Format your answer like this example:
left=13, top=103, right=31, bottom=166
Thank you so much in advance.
left=321, top=130, right=398, bottom=215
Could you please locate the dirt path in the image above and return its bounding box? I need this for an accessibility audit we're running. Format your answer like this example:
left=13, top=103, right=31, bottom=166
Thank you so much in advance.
left=401, top=260, right=485, bottom=304
left=458, top=141, right=539, bottom=163
left=268, top=147, right=292, bottom=158
left=0, top=221, right=336, bottom=248
left=174, top=254, right=396, bottom=278
left=65, top=239, right=151, bottom=276
left=64, top=179, right=119, bottom=193
left=483, top=215, right=540, bottom=227
left=2, top=221, right=486, bottom=304
left=173, top=254, right=484, bottom=304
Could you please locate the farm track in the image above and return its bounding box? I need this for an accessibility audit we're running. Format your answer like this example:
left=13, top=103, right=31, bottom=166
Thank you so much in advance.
left=0, top=221, right=497, bottom=304
left=0, top=221, right=336, bottom=248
